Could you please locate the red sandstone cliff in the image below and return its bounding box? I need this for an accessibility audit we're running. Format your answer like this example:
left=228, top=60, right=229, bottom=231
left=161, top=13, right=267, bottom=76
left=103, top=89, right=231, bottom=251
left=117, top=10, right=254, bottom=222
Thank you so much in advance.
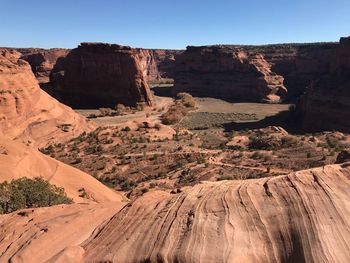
left=18, top=48, right=69, bottom=84
left=174, top=43, right=338, bottom=103
left=298, top=37, right=350, bottom=132
left=50, top=43, right=154, bottom=108
left=175, top=46, right=287, bottom=103
left=0, top=48, right=94, bottom=147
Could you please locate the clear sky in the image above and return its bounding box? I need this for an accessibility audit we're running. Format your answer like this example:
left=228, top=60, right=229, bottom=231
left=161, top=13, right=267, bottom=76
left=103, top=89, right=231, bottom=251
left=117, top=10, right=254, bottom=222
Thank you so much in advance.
left=1, top=0, right=349, bottom=49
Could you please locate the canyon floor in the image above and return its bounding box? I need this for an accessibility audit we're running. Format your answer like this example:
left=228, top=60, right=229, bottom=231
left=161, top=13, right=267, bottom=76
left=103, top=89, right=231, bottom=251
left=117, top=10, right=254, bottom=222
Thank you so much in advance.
left=40, top=94, right=347, bottom=199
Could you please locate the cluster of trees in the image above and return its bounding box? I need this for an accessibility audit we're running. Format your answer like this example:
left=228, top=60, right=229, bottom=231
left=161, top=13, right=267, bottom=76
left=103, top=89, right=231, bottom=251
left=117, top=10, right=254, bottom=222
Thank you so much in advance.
left=0, top=177, right=72, bottom=214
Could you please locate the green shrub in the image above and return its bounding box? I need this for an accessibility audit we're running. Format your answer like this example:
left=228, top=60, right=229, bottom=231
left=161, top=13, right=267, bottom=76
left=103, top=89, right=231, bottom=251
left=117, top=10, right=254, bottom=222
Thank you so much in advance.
left=0, top=177, right=72, bottom=214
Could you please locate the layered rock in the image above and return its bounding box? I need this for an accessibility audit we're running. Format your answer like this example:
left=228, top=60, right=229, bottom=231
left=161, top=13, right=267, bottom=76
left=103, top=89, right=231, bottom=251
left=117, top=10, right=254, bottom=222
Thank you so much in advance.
left=297, top=37, right=350, bottom=132
left=0, top=48, right=94, bottom=147
left=175, top=46, right=287, bottom=103
left=174, top=43, right=338, bottom=102
left=50, top=43, right=154, bottom=108
left=1, top=163, right=349, bottom=262
left=18, top=48, right=70, bottom=84
left=136, top=49, right=162, bottom=82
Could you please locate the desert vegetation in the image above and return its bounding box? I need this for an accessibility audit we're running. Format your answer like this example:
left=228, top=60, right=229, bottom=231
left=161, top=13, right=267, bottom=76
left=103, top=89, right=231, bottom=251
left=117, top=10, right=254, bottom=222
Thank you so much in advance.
left=161, top=92, right=197, bottom=124
left=0, top=177, right=72, bottom=214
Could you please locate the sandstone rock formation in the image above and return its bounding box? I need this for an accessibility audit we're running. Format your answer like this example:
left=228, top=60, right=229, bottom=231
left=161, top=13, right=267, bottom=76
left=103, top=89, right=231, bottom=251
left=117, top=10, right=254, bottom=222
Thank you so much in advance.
left=1, top=163, right=349, bottom=262
left=152, top=49, right=183, bottom=79
left=174, top=43, right=338, bottom=103
left=0, top=137, right=123, bottom=203
left=175, top=46, right=287, bottom=103
left=0, top=49, right=94, bottom=147
left=19, top=48, right=69, bottom=83
left=298, top=37, right=350, bottom=132
left=136, top=49, right=162, bottom=82
left=0, top=202, right=123, bottom=263
left=83, top=163, right=350, bottom=262
left=50, top=43, right=154, bottom=108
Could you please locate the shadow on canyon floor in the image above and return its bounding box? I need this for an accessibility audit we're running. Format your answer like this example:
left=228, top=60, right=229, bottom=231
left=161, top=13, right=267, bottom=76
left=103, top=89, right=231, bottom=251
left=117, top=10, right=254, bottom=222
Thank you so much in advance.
left=223, top=110, right=302, bottom=134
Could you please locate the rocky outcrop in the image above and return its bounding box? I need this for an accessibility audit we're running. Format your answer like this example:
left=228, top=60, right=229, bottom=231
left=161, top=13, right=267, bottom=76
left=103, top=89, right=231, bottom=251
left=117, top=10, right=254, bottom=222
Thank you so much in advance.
left=297, top=37, right=350, bottom=132
left=175, top=46, right=287, bottom=103
left=0, top=48, right=94, bottom=147
left=50, top=43, right=154, bottom=108
left=1, top=163, right=349, bottom=262
left=174, top=43, right=338, bottom=102
left=18, top=48, right=69, bottom=83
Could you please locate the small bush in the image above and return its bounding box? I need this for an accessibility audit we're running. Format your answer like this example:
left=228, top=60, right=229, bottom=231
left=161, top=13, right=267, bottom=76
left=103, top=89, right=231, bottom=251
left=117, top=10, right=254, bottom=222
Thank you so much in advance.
left=0, top=177, right=72, bottom=214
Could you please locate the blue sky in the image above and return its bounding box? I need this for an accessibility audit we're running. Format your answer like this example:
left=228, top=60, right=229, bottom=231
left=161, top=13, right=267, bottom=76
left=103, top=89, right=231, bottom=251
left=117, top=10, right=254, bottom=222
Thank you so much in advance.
left=1, top=0, right=349, bottom=49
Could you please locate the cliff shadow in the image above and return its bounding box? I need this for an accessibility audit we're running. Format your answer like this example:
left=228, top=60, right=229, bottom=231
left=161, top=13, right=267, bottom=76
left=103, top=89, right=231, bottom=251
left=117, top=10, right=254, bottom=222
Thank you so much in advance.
left=223, top=110, right=302, bottom=134
left=151, top=84, right=174, bottom=98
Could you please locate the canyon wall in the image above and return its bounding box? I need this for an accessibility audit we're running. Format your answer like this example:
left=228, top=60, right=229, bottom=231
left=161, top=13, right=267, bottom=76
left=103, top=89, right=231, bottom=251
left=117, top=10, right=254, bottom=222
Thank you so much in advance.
left=174, top=43, right=338, bottom=102
left=18, top=48, right=69, bottom=84
left=297, top=37, right=350, bottom=132
left=174, top=46, right=287, bottom=103
left=0, top=48, right=94, bottom=147
left=50, top=43, right=154, bottom=108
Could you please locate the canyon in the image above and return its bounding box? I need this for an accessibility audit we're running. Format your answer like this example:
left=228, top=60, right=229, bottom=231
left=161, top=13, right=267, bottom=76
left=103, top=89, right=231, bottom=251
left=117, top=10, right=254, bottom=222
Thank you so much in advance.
left=0, top=36, right=350, bottom=263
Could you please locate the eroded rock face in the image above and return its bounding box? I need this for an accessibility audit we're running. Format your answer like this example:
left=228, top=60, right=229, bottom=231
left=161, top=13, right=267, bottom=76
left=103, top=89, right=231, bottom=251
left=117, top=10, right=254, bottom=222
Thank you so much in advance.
left=82, top=163, right=350, bottom=262
left=18, top=48, right=70, bottom=83
left=50, top=43, right=154, bottom=108
left=175, top=46, right=287, bottom=103
left=135, top=49, right=183, bottom=82
left=298, top=37, right=350, bottom=132
left=0, top=163, right=349, bottom=262
left=174, top=43, right=338, bottom=103
left=0, top=48, right=94, bottom=147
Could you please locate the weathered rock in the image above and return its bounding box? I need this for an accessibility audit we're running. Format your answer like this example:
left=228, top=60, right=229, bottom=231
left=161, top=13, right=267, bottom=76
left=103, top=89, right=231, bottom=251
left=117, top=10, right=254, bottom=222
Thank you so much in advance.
left=152, top=49, right=183, bottom=79
left=175, top=46, right=287, bottom=103
left=0, top=48, right=94, bottom=147
left=174, top=43, right=338, bottom=102
left=18, top=48, right=70, bottom=83
left=135, top=49, right=183, bottom=83
left=50, top=43, right=154, bottom=108
left=82, top=163, right=350, bottom=262
left=0, top=163, right=349, bottom=262
left=297, top=37, right=350, bottom=132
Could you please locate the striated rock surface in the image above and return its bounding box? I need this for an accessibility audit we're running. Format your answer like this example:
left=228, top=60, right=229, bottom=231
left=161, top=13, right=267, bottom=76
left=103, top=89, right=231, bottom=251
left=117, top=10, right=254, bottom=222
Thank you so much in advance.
left=50, top=43, right=154, bottom=108
left=84, top=163, right=350, bottom=263
left=298, top=37, right=350, bottom=132
left=18, top=48, right=70, bottom=83
left=0, top=163, right=348, bottom=262
left=175, top=46, right=287, bottom=103
left=0, top=49, right=94, bottom=147
left=0, top=163, right=349, bottom=262
left=174, top=43, right=338, bottom=102
left=0, top=202, right=123, bottom=263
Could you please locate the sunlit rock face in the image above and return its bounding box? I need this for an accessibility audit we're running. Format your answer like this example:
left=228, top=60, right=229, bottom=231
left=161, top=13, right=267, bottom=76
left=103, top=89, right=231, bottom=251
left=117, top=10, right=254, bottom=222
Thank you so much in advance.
left=0, top=48, right=94, bottom=147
